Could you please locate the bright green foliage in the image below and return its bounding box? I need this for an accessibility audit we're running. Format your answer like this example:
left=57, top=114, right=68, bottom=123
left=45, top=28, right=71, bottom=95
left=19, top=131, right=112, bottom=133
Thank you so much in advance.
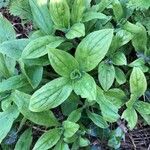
left=98, top=61, right=115, bottom=91
left=122, top=108, right=138, bottom=130
left=12, top=90, right=59, bottom=127
left=0, top=105, right=19, bottom=143
left=9, top=0, right=32, bottom=22
left=66, top=23, right=85, bottom=39
left=29, top=77, right=72, bottom=112
left=75, top=29, right=114, bottom=72
left=87, top=110, right=109, bottom=128
left=49, top=0, right=70, bottom=29
left=22, top=36, right=64, bottom=59
left=14, top=129, right=33, bottom=150
left=130, top=67, right=147, bottom=98
left=73, top=73, right=97, bottom=101
left=33, top=128, right=62, bottom=150
left=63, top=121, right=79, bottom=138
left=0, top=0, right=150, bottom=149
left=48, top=48, right=79, bottom=77
left=0, top=15, right=16, bottom=43
left=29, top=0, right=53, bottom=34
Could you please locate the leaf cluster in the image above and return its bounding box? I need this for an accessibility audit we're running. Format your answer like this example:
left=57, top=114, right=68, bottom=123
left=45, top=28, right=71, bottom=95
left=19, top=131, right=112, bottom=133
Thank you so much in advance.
left=0, top=0, right=150, bottom=149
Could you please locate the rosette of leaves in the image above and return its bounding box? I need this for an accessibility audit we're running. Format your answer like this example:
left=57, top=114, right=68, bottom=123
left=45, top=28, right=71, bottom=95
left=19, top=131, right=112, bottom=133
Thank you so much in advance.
left=0, top=0, right=150, bottom=149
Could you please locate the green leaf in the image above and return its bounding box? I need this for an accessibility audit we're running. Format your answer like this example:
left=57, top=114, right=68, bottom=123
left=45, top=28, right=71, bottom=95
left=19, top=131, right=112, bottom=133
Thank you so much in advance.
left=29, top=77, right=72, bottom=112
left=95, top=0, right=112, bottom=12
left=71, top=0, right=85, bottom=24
left=61, top=93, right=79, bottom=116
left=82, top=11, right=111, bottom=22
left=0, top=53, right=12, bottom=78
left=108, top=127, right=124, bottom=149
left=75, top=29, right=114, bottom=72
left=108, top=35, right=122, bottom=55
left=79, top=137, right=90, bottom=147
left=0, top=39, right=30, bottom=59
left=20, top=61, right=43, bottom=89
left=96, top=87, right=120, bottom=122
left=63, top=134, right=78, bottom=144
left=9, top=0, right=32, bottom=22
left=112, top=0, right=124, bottom=21
left=12, top=90, right=59, bottom=127
left=48, top=48, right=79, bottom=78
left=134, top=101, right=150, bottom=115
left=0, top=75, right=28, bottom=93
left=73, top=73, right=97, bottom=101
left=49, top=0, right=70, bottom=29
left=129, top=58, right=148, bottom=73
left=33, top=128, right=62, bottom=150
left=66, top=23, right=85, bottom=39
left=22, top=36, right=64, bottom=59
left=111, top=52, right=127, bottom=66
left=127, top=0, right=150, bottom=10
left=87, top=110, right=109, bottom=128
left=63, top=121, right=79, bottom=138
left=14, top=129, right=32, bottom=150
left=130, top=67, right=147, bottom=97
left=123, top=22, right=147, bottom=53
left=53, top=139, right=69, bottom=150
left=140, top=114, right=150, bottom=125
left=67, top=108, right=82, bottom=122
left=98, top=61, right=115, bottom=91
left=104, top=88, right=127, bottom=108
left=29, top=0, right=53, bottom=34
left=29, top=30, right=45, bottom=39
left=0, top=105, right=19, bottom=143
left=0, top=15, right=16, bottom=43
left=1, top=95, right=12, bottom=111
left=122, top=108, right=138, bottom=130
left=115, top=29, right=133, bottom=46
left=129, top=58, right=145, bottom=67
left=22, top=55, right=49, bottom=66
left=115, top=67, right=126, bottom=85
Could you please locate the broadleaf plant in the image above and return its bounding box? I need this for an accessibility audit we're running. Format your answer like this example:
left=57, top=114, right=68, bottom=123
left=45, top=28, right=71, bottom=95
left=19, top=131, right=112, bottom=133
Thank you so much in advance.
left=0, top=0, right=150, bottom=149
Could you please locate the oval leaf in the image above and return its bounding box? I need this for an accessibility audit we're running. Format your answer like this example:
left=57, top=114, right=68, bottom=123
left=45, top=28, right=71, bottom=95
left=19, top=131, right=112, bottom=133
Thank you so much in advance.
left=0, top=75, right=28, bottom=93
left=87, top=110, right=109, bottom=128
left=122, top=108, right=138, bottom=130
left=66, top=23, right=85, bottom=39
left=98, top=61, right=115, bottom=91
left=20, top=61, right=43, bottom=89
left=0, top=105, right=19, bottom=143
left=49, top=0, right=70, bottom=29
left=29, top=77, right=72, bottom=112
left=29, top=0, right=53, bottom=34
left=134, top=101, right=150, bottom=115
left=12, top=90, right=59, bottom=127
left=71, top=0, right=85, bottom=24
left=73, top=73, right=97, bottom=101
left=130, top=67, right=147, bottom=97
left=75, top=29, right=114, bottom=72
left=0, top=15, right=16, bottom=43
left=0, top=39, right=30, bottom=59
left=63, top=121, right=79, bottom=138
left=48, top=48, right=79, bottom=78
left=22, top=36, right=64, bottom=59
left=14, top=129, right=32, bottom=150
left=115, top=67, right=126, bottom=85
left=33, top=128, right=62, bottom=150
left=111, top=51, right=127, bottom=66
left=96, top=87, right=120, bottom=123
